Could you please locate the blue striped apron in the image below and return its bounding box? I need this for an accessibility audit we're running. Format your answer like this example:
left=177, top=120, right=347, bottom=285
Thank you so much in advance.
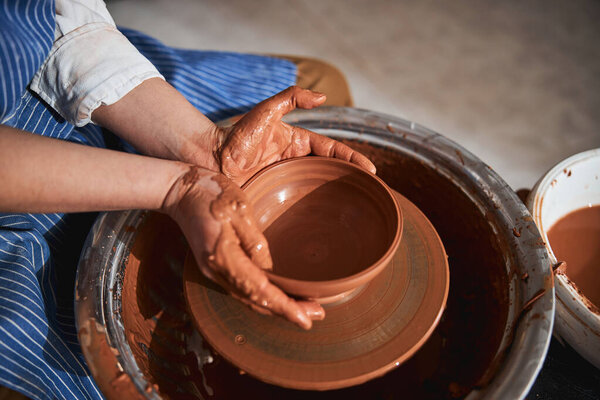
left=0, top=1, right=297, bottom=398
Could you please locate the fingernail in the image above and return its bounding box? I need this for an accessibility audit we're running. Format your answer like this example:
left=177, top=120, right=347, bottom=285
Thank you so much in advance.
left=300, top=319, right=312, bottom=330
left=361, top=160, right=376, bottom=174
left=297, top=312, right=312, bottom=330
left=310, top=308, right=326, bottom=320
left=253, top=247, right=273, bottom=270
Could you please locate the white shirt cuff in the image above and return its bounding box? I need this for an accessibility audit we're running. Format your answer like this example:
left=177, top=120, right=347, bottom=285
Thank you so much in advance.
left=30, top=22, right=164, bottom=127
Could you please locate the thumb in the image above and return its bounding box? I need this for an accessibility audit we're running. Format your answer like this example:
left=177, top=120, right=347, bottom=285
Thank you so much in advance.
left=241, top=86, right=326, bottom=127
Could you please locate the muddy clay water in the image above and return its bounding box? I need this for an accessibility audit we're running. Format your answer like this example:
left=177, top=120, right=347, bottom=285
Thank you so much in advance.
left=547, top=205, right=600, bottom=309
left=121, top=141, right=509, bottom=399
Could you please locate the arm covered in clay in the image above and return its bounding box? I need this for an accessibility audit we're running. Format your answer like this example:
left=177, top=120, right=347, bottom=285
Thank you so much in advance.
left=0, top=125, right=323, bottom=329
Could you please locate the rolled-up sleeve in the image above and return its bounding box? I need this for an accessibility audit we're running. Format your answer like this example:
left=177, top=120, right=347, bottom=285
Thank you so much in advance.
left=30, top=0, right=164, bottom=127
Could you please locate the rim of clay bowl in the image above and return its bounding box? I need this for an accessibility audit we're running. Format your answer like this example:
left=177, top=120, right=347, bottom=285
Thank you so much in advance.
left=241, top=156, right=403, bottom=300
left=527, top=148, right=600, bottom=368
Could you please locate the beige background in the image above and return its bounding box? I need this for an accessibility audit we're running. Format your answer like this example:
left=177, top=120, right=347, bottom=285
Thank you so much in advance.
left=108, top=0, right=600, bottom=190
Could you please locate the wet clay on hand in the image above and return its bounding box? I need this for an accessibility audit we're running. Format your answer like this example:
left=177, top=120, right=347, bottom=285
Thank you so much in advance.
left=206, top=175, right=325, bottom=328
left=165, top=166, right=324, bottom=329
left=215, top=86, right=375, bottom=185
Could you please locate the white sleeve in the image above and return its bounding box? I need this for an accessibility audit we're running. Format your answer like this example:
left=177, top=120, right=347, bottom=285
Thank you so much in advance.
left=30, top=0, right=164, bottom=127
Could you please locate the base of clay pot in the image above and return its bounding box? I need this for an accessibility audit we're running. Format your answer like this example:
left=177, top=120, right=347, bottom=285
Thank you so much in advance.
left=184, top=190, right=449, bottom=391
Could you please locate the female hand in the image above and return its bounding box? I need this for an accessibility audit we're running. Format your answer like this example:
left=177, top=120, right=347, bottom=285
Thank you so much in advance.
left=214, top=86, right=376, bottom=185
left=92, top=80, right=375, bottom=186
left=163, top=166, right=325, bottom=329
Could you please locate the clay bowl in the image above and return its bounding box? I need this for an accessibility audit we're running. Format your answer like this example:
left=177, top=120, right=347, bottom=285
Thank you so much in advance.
left=241, top=157, right=402, bottom=302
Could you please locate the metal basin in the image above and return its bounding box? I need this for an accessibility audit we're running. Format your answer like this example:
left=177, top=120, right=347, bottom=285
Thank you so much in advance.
left=76, top=107, right=554, bottom=399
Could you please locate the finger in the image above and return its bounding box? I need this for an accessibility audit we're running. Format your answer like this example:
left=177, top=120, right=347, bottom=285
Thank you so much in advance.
left=297, top=301, right=326, bottom=320
left=259, top=285, right=316, bottom=330
left=265, top=86, right=326, bottom=116
left=228, top=200, right=273, bottom=271
left=211, top=276, right=275, bottom=316
left=292, top=126, right=377, bottom=174
left=215, top=238, right=317, bottom=329
left=238, top=297, right=274, bottom=316
left=239, top=86, right=326, bottom=130
left=222, top=282, right=324, bottom=324
left=219, top=268, right=325, bottom=324
left=200, top=263, right=274, bottom=317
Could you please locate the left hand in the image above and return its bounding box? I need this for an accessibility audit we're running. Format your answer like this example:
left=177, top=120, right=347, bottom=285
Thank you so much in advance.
left=92, top=80, right=375, bottom=186
left=214, top=86, right=376, bottom=185
left=163, top=166, right=324, bottom=329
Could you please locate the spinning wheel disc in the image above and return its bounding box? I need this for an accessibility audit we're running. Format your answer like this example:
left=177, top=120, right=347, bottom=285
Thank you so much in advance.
left=184, top=191, right=449, bottom=390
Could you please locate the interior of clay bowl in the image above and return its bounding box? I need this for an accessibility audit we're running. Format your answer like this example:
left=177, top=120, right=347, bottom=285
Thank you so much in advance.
left=242, top=157, right=401, bottom=300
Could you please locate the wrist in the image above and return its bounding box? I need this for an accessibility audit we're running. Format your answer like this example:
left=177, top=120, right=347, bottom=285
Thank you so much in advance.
left=160, top=164, right=219, bottom=221
left=92, top=78, right=223, bottom=170
left=177, top=121, right=223, bottom=173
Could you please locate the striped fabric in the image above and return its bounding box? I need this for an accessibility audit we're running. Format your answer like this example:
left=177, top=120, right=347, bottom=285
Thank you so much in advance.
left=0, top=1, right=297, bottom=399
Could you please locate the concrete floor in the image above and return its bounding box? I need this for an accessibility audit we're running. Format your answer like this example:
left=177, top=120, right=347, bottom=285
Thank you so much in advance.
left=108, top=0, right=600, bottom=190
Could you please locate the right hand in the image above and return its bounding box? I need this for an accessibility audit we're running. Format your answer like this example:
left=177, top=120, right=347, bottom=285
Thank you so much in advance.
left=163, top=165, right=325, bottom=329
left=213, top=86, right=376, bottom=186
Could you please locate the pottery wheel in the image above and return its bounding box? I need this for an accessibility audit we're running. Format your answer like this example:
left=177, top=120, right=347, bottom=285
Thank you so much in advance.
left=184, top=191, right=449, bottom=391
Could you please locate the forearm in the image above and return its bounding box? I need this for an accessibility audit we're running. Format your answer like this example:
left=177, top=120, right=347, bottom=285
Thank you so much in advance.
left=92, top=78, right=220, bottom=172
left=0, top=125, right=190, bottom=213
left=29, top=0, right=221, bottom=171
